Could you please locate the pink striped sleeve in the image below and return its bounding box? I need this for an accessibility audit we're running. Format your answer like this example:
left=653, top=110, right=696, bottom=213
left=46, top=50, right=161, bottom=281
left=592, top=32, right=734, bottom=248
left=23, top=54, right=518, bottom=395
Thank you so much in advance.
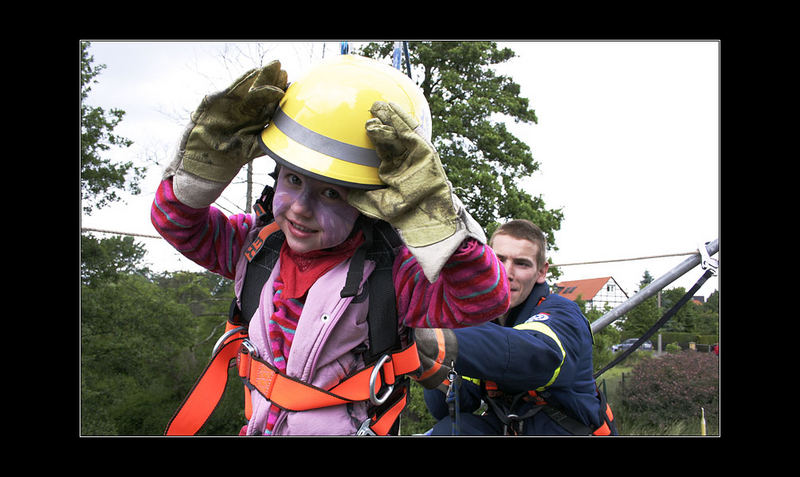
left=393, top=239, right=509, bottom=329
left=150, top=178, right=254, bottom=280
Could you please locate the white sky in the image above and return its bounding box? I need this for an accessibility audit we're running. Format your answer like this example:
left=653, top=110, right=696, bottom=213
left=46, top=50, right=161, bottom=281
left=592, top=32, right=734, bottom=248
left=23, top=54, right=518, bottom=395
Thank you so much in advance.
left=81, top=40, right=720, bottom=299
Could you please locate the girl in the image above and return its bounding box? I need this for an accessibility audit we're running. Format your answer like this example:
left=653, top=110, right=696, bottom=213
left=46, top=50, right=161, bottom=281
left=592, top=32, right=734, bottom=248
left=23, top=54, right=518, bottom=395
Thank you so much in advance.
left=152, top=55, right=509, bottom=435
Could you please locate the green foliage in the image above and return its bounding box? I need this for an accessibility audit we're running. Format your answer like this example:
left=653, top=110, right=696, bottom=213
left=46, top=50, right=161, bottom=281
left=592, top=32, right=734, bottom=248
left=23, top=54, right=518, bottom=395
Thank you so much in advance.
left=618, top=351, right=719, bottom=435
left=81, top=230, right=240, bottom=435
left=81, top=273, right=198, bottom=434
left=592, top=328, right=620, bottom=375
left=577, top=298, right=620, bottom=374
left=81, top=233, right=150, bottom=285
left=620, top=294, right=660, bottom=340
left=400, top=381, right=437, bottom=435
left=80, top=41, right=145, bottom=214
left=665, top=342, right=682, bottom=353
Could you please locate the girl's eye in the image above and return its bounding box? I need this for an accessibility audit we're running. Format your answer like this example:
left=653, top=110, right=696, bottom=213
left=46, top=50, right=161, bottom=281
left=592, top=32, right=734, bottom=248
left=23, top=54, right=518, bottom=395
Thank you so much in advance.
left=287, top=174, right=302, bottom=186
left=322, top=188, right=341, bottom=200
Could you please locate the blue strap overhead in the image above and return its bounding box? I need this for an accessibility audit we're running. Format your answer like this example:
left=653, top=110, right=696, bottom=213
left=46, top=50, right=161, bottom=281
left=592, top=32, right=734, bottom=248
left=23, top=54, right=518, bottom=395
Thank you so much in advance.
left=392, top=41, right=403, bottom=69
left=340, top=41, right=349, bottom=54
left=393, top=41, right=413, bottom=79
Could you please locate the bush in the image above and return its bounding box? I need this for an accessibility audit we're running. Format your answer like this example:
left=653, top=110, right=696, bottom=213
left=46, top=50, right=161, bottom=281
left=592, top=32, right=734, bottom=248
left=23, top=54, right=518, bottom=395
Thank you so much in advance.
left=619, top=351, right=718, bottom=434
left=665, top=342, right=682, bottom=353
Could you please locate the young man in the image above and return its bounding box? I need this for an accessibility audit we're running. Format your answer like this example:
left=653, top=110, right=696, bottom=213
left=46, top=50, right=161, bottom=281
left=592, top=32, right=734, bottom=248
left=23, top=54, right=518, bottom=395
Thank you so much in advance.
left=416, top=219, right=617, bottom=435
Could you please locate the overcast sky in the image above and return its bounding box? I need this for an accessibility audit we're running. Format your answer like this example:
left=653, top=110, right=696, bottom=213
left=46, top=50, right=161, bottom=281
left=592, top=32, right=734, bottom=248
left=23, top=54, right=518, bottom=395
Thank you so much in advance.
left=81, top=40, right=720, bottom=298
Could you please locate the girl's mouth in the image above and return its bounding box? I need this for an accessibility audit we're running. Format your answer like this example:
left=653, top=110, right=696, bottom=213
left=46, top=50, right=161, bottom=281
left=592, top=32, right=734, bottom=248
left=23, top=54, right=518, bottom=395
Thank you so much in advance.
left=289, top=219, right=317, bottom=235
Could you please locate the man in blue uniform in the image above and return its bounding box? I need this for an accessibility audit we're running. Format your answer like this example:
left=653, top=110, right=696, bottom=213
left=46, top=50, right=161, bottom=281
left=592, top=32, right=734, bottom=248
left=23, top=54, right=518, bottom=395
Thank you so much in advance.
left=415, top=219, right=616, bottom=435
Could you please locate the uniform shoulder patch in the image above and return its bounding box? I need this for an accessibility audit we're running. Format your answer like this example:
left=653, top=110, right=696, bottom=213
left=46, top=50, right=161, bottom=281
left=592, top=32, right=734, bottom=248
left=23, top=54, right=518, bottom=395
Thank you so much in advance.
left=525, top=312, right=550, bottom=322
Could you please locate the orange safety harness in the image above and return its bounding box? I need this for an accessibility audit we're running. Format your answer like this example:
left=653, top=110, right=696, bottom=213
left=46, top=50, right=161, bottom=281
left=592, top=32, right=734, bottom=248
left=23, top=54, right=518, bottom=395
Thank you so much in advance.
left=165, top=318, right=420, bottom=436
left=165, top=194, right=421, bottom=436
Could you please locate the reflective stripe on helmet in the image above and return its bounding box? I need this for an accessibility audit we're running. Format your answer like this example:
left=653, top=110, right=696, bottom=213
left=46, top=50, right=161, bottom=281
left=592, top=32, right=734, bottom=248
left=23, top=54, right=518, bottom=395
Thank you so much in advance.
left=270, top=106, right=382, bottom=169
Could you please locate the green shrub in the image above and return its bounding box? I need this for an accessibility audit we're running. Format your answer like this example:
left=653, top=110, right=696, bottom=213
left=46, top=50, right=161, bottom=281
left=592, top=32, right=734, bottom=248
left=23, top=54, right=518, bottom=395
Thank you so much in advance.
left=619, top=351, right=718, bottom=434
left=666, top=342, right=682, bottom=353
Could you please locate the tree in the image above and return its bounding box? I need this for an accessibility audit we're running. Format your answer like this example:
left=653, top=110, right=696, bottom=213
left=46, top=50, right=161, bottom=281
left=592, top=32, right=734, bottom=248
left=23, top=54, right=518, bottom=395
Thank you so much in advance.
left=358, top=42, right=563, bottom=255
left=694, top=290, right=719, bottom=335
left=620, top=275, right=660, bottom=339
left=81, top=272, right=201, bottom=435
left=81, top=265, right=241, bottom=435
left=80, top=41, right=145, bottom=214
left=640, top=270, right=654, bottom=287
left=81, top=234, right=150, bottom=286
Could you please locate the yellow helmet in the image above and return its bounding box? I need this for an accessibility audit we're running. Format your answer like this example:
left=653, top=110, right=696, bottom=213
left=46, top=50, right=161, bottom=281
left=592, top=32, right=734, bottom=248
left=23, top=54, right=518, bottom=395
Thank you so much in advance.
left=259, top=54, right=431, bottom=190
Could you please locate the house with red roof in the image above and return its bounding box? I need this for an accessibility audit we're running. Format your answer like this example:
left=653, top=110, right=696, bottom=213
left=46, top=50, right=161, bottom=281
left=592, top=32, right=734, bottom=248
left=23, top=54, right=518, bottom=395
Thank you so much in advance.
left=553, top=276, right=629, bottom=312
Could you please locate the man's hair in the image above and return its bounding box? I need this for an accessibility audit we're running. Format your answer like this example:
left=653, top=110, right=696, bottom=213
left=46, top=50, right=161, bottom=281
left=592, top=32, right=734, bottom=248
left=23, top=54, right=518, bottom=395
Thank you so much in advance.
left=490, top=219, right=548, bottom=270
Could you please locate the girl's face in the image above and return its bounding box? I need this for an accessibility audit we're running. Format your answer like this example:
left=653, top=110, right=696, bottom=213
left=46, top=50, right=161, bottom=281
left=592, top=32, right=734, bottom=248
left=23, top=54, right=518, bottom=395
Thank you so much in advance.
left=272, top=167, right=360, bottom=253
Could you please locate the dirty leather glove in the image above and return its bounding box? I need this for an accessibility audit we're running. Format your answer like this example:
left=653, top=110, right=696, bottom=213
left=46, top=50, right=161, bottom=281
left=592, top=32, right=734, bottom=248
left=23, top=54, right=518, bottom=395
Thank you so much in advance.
left=348, top=101, right=486, bottom=281
left=412, top=328, right=458, bottom=392
left=163, top=61, right=288, bottom=208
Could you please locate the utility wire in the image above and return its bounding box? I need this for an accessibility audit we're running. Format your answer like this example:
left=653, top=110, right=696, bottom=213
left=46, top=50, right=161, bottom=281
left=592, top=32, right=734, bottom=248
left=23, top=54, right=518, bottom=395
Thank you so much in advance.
left=82, top=227, right=162, bottom=239
left=82, top=226, right=702, bottom=267
left=551, top=251, right=698, bottom=268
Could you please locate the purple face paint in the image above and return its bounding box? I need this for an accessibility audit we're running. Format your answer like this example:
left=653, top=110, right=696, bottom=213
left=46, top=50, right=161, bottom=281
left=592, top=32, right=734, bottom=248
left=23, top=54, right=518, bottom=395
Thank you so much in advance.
left=272, top=167, right=360, bottom=253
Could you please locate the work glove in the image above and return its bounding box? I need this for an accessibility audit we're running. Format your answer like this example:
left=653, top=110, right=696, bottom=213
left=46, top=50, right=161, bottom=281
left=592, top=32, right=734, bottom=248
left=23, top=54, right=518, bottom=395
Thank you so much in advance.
left=163, top=61, right=288, bottom=208
left=347, top=101, right=485, bottom=282
left=412, top=328, right=458, bottom=392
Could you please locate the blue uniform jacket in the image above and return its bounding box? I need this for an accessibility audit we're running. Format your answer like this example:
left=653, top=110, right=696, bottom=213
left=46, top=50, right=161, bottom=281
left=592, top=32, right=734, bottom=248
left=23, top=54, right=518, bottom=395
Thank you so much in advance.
left=424, top=281, right=605, bottom=434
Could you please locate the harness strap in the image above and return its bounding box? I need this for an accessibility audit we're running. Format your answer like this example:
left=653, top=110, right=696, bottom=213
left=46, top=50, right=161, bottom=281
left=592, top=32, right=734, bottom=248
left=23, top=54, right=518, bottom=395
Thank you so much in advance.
left=481, top=380, right=615, bottom=436
left=166, top=332, right=419, bottom=436
left=483, top=388, right=546, bottom=435
left=238, top=342, right=420, bottom=412
left=165, top=320, right=247, bottom=436
left=357, top=383, right=410, bottom=435
left=241, top=222, right=282, bottom=325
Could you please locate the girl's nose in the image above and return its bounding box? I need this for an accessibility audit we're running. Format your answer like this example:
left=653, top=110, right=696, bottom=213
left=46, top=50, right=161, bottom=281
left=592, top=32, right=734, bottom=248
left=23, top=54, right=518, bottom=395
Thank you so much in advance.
left=290, top=189, right=313, bottom=216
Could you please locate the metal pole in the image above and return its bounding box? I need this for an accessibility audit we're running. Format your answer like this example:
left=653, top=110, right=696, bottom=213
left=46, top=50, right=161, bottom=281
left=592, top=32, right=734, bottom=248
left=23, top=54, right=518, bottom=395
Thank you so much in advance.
left=590, top=238, right=718, bottom=334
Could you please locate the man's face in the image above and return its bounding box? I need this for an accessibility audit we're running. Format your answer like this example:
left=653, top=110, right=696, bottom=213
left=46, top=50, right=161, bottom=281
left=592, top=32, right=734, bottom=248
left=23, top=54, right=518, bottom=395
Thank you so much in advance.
left=491, top=234, right=548, bottom=309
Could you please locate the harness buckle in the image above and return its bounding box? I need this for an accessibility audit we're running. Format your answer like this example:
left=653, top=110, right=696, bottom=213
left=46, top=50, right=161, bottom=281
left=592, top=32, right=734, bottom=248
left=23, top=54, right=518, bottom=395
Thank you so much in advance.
left=237, top=339, right=260, bottom=388
left=241, top=339, right=259, bottom=359
left=368, top=354, right=394, bottom=406
left=504, top=414, right=524, bottom=436
left=356, top=418, right=377, bottom=436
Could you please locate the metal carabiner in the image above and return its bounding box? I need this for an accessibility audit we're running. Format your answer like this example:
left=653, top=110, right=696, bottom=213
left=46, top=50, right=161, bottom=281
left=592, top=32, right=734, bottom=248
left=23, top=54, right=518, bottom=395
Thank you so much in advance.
left=368, top=354, right=394, bottom=406
left=211, top=326, right=246, bottom=357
